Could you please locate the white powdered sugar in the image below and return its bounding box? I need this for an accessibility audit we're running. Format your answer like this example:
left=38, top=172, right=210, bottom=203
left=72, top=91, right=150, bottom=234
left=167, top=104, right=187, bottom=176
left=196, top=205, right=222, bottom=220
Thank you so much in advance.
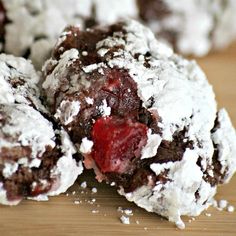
left=2, top=162, right=19, bottom=178
left=42, top=49, right=80, bottom=106
left=211, top=109, right=236, bottom=183
left=0, top=103, right=55, bottom=161
left=55, top=100, right=81, bottom=125
left=218, top=199, right=228, bottom=209
left=121, top=149, right=213, bottom=228
left=85, top=97, right=94, bottom=105
left=160, top=0, right=214, bottom=56
left=98, top=99, right=111, bottom=117
left=141, top=129, right=162, bottom=159
left=46, top=129, right=83, bottom=197
left=79, top=138, right=94, bottom=154
left=0, top=54, right=43, bottom=109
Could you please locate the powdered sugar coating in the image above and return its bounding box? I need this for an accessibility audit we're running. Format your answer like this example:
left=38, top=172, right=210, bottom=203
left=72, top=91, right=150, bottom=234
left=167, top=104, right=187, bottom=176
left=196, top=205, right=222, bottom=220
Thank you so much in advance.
left=55, top=100, right=81, bottom=125
left=79, top=138, right=94, bottom=154
left=211, top=109, right=236, bottom=183
left=42, top=20, right=236, bottom=227
left=119, top=152, right=217, bottom=229
left=42, top=48, right=80, bottom=107
left=0, top=53, right=43, bottom=109
left=32, top=130, right=83, bottom=200
left=141, top=130, right=161, bottom=159
left=0, top=104, right=54, bottom=160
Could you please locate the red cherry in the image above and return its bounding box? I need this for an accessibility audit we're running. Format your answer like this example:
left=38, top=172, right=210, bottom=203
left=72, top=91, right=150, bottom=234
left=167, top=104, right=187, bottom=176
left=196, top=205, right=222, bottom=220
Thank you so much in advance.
left=91, top=116, right=148, bottom=174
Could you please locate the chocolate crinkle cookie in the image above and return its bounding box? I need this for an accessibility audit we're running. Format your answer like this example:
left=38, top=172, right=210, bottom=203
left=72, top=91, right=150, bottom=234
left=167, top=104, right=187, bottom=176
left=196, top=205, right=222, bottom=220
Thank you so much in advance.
left=0, top=0, right=137, bottom=69
left=137, top=0, right=236, bottom=56
left=0, top=54, right=83, bottom=205
left=42, top=20, right=236, bottom=228
left=1, top=0, right=236, bottom=69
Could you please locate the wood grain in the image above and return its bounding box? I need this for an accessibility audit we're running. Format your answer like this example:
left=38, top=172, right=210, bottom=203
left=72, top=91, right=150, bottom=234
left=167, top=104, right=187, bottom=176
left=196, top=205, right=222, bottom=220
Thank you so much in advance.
left=0, top=42, right=236, bottom=236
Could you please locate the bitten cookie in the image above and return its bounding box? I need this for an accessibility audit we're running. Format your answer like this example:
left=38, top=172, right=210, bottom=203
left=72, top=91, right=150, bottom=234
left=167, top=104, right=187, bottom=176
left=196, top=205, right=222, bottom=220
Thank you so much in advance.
left=0, top=54, right=83, bottom=205
left=42, top=20, right=236, bottom=228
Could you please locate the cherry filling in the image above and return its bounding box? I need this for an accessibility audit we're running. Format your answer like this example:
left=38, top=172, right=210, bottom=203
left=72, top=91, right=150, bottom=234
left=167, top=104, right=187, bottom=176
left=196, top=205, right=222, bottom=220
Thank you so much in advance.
left=91, top=116, right=148, bottom=174
left=89, top=69, right=149, bottom=175
left=0, top=1, right=6, bottom=43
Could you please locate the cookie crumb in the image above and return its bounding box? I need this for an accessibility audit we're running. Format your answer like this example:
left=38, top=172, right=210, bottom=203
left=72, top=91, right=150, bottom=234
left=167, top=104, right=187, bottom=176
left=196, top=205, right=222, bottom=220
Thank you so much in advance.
left=80, top=181, right=87, bottom=189
left=176, top=220, right=185, bottom=230
left=227, top=205, right=235, bottom=212
left=92, top=209, right=99, bottom=214
left=124, top=209, right=133, bottom=216
left=205, top=213, right=211, bottom=217
left=212, top=199, right=218, bottom=208
left=91, top=187, right=97, bottom=193
left=117, top=206, right=123, bottom=213
left=218, top=199, right=228, bottom=209
left=120, top=215, right=130, bottom=225
left=74, top=200, right=81, bottom=205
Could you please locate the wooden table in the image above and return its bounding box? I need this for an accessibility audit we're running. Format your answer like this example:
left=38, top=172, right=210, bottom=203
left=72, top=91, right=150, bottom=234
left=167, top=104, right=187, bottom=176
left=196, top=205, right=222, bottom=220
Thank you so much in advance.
left=0, top=43, right=236, bottom=236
